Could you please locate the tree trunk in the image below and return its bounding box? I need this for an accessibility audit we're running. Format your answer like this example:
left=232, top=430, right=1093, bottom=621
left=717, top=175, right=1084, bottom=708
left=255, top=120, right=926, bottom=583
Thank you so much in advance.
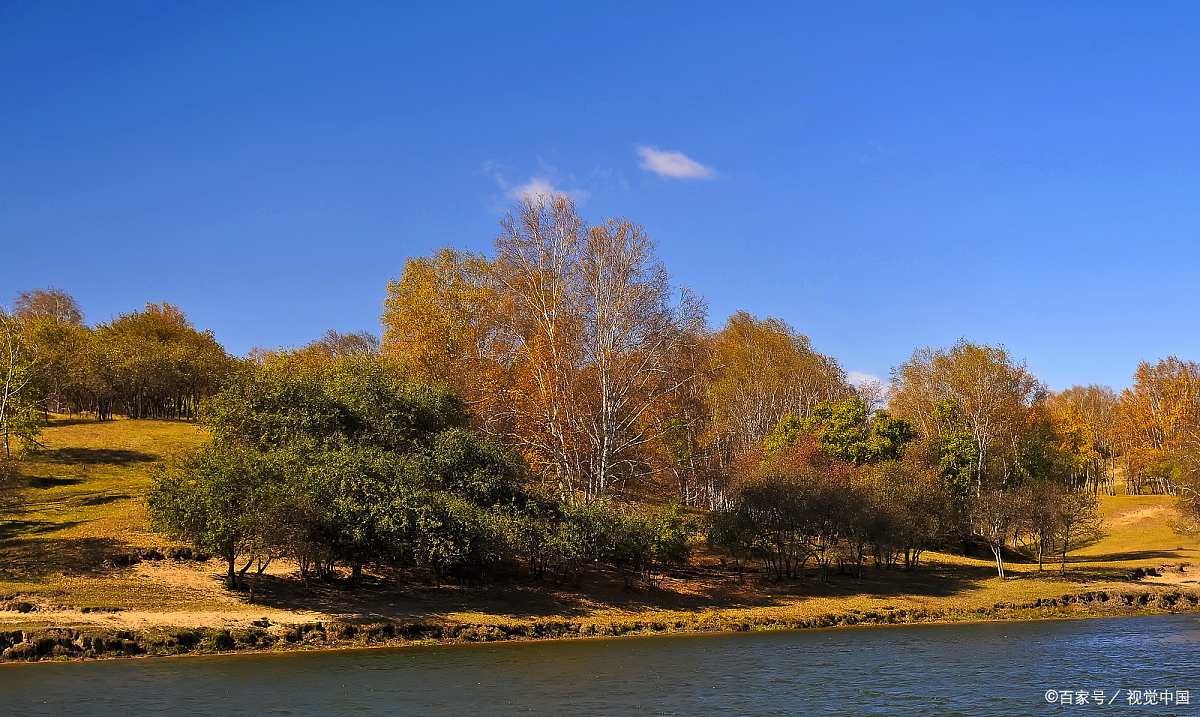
left=226, top=548, right=238, bottom=589
left=991, top=544, right=1005, bottom=578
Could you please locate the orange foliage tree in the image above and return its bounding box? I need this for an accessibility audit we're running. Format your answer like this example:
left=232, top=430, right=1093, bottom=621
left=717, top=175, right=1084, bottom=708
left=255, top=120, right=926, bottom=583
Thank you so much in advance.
left=1045, top=385, right=1117, bottom=494
left=889, top=339, right=1039, bottom=490
left=1115, top=357, right=1200, bottom=492
left=382, top=195, right=705, bottom=504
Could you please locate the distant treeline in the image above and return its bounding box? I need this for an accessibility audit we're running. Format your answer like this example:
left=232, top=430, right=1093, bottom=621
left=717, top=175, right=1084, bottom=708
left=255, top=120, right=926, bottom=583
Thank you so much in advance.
left=2, top=289, right=232, bottom=424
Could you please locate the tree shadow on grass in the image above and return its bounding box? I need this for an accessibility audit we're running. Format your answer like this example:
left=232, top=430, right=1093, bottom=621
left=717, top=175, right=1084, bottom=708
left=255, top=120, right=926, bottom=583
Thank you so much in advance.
left=244, top=565, right=649, bottom=621
left=1032, top=565, right=1134, bottom=583
left=74, top=493, right=131, bottom=507
left=0, top=536, right=133, bottom=580
left=38, top=447, right=159, bottom=466
left=0, top=519, right=89, bottom=541
left=680, top=563, right=985, bottom=607
left=29, top=476, right=85, bottom=488
left=243, top=571, right=561, bottom=619
left=1079, top=549, right=1192, bottom=563
left=45, top=416, right=104, bottom=428
left=242, top=558, right=997, bottom=622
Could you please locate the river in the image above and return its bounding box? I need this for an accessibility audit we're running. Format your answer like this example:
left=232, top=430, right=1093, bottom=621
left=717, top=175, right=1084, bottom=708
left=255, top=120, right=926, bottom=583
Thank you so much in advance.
left=2, top=614, right=1198, bottom=715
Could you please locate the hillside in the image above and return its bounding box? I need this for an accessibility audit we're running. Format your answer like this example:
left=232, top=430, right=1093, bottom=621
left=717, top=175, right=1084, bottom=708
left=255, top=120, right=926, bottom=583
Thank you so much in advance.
left=1, top=417, right=1198, bottom=643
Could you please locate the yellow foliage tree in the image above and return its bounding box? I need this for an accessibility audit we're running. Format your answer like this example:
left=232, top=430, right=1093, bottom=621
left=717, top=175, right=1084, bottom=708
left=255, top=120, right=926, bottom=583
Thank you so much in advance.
left=1045, top=385, right=1117, bottom=493
left=889, top=339, right=1039, bottom=490
left=381, top=247, right=498, bottom=409
left=381, top=195, right=705, bottom=504
left=1115, top=357, right=1200, bottom=492
left=707, top=311, right=852, bottom=457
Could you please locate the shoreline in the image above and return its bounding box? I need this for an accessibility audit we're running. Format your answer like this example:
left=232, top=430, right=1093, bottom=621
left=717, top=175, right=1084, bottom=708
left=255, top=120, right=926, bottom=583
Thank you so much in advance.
left=3, top=586, right=1196, bottom=665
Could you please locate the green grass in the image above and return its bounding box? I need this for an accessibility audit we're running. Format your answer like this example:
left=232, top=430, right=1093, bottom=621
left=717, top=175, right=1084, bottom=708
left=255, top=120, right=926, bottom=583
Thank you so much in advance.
left=0, top=417, right=206, bottom=591
left=1, top=416, right=1197, bottom=635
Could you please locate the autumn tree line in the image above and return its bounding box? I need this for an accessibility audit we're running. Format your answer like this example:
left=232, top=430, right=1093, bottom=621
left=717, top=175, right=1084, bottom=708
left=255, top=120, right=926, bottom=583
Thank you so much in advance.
left=5, top=194, right=1200, bottom=587
left=0, top=290, right=234, bottom=457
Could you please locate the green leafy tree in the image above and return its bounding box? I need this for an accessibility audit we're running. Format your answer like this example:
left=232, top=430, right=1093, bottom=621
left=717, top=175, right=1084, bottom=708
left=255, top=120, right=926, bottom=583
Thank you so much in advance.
left=705, top=507, right=757, bottom=579
left=932, top=400, right=978, bottom=498
left=145, top=443, right=280, bottom=589
left=763, top=398, right=917, bottom=465
left=147, top=354, right=526, bottom=589
left=642, top=502, right=695, bottom=586
left=869, top=411, right=920, bottom=462
left=0, top=310, right=44, bottom=458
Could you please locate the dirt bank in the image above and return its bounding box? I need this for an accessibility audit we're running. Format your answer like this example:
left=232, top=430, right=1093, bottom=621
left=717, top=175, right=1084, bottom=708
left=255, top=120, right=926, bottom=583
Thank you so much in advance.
left=3, top=587, right=1197, bottom=664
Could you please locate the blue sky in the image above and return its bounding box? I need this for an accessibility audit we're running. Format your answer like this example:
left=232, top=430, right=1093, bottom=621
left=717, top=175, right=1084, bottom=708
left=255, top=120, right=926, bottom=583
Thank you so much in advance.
left=3, top=2, right=1199, bottom=390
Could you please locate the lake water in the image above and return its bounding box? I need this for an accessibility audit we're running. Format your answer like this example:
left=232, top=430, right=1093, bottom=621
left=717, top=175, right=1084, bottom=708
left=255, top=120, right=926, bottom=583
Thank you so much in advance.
left=2, top=614, right=1198, bottom=716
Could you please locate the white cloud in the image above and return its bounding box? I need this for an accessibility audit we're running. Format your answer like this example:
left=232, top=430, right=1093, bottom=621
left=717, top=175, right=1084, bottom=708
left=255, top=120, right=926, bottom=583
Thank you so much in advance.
left=506, top=177, right=556, bottom=199
left=503, top=176, right=589, bottom=203
left=846, top=371, right=882, bottom=387
left=636, top=146, right=717, bottom=179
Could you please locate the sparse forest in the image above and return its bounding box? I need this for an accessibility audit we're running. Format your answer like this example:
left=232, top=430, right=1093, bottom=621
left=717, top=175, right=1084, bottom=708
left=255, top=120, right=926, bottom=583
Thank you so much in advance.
left=5, top=194, right=1200, bottom=594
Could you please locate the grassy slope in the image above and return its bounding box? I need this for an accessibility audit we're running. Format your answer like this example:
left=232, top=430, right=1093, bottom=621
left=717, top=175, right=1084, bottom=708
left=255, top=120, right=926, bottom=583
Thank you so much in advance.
left=1, top=417, right=1198, bottom=637
left=0, top=418, right=234, bottom=613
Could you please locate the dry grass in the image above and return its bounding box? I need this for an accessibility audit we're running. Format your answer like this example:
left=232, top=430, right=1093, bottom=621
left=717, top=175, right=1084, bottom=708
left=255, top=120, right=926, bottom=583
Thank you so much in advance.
left=1, top=416, right=1197, bottom=637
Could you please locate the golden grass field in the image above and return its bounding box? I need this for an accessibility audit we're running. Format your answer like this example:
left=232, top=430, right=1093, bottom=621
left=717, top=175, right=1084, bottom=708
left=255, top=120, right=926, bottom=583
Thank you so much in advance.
left=1, top=416, right=1198, bottom=643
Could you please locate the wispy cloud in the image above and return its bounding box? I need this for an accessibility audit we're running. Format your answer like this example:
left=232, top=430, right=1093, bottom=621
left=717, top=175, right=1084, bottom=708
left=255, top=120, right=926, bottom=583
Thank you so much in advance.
left=498, top=175, right=589, bottom=203
left=846, top=371, right=882, bottom=387
left=636, top=146, right=717, bottom=179
left=506, top=177, right=557, bottom=200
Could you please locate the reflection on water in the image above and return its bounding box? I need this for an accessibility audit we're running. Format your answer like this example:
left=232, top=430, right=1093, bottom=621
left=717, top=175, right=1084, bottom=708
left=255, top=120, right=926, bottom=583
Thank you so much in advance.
left=2, top=614, right=1198, bottom=716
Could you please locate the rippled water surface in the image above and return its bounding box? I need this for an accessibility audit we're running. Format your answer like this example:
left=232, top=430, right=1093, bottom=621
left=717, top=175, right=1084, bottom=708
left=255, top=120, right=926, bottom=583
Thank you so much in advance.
left=2, top=614, right=1198, bottom=715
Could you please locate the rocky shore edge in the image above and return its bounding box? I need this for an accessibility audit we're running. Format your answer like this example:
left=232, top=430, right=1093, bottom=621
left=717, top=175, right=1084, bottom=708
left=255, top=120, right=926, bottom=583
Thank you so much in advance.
left=2, top=588, right=1197, bottom=664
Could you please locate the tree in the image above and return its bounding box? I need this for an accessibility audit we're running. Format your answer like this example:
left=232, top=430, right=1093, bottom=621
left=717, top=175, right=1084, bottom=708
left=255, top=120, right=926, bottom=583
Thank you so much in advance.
left=89, top=302, right=234, bottom=419
left=890, top=339, right=1039, bottom=492
left=717, top=471, right=818, bottom=581
left=705, top=505, right=757, bottom=579
left=715, top=440, right=854, bottom=582
left=1159, top=449, right=1200, bottom=542
left=14, top=287, right=84, bottom=326
left=381, top=247, right=497, bottom=404
left=708, top=311, right=852, bottom=457
left=861, top=458, right=954, bottom=571
left=930, top=400, right=980, bottom=498
left=644, top=331, right=721, bottom=508
left=380, top=197, right=706, bottom=505
left=1016, top=479, right=1063, bottom=571
left=148, top=354, right=527, bottom=589
left=0, top=309, right=43, bottom=458
left=1116, top=357, right=1200, bottom=493
left=145, top=442, right=280, bottom=589
left=970, top=488, right=1024, bottom=578
left=764, top=398, right=918, bottom=465
left=1013, top=402, right=1073, bottom=489
left=489, top=195, right=705, bottom=503
left=1052, top=490, right=1104, bottom=575
left=303, top=329, right=381, bottom=359
left=643, top=502, right=695, bottom=586
left=1047, top=385, right=1118, bottom=493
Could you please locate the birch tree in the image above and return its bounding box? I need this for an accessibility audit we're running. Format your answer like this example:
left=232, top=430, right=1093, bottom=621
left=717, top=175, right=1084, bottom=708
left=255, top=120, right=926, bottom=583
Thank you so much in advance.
left=0, top=309, right=43, bottom=458
left=889, top=339, right=1038, bottom=491
left=490, top=195, right=705, bottom=503
left=1115, top=357, right=1200, bottom=492
left=708, top=311, right=853, bottom=456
